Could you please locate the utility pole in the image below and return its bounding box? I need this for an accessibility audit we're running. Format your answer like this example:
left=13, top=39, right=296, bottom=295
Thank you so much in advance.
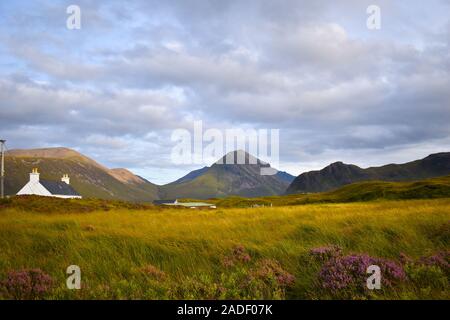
left=0, top=140, right=5, bottom=199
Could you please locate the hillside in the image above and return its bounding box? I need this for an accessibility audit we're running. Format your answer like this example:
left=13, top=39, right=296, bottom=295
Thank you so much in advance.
left=286, top=152, right=450, bottom=194
left=4, top=148, right=160, bottom=202
left=209, top=175, right=450, bottom=207
left=160, top=150, right=293, bottom=199
left=5, top=148, right=449, bottom=201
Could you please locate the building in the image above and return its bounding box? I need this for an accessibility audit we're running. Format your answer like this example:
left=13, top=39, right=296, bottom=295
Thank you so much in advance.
left=17, top=168, right=82, bottom=199
left=153, top=199, right=216, bottom=208
left=175, top=202, right=216, bottom=209
left=153, top=199, right=178, bottom=205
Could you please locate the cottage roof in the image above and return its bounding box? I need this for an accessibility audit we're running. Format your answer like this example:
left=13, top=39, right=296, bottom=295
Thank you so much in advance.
left=40, top=180, right=81, bottom=196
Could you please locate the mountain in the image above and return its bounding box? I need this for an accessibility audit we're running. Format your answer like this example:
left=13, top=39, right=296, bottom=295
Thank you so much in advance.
left=109, top=168, right=148, bottom=185
left=4, top=148, right=159, bottom=202
left=286, top=152, right=450, bottom=194
left=173, top=166, right=209, bottom=184
left=160, top=150, right=292, bottom=199
left=275, top=170, right=296, bottom=184
left=4, top=147, right=294, bottom=201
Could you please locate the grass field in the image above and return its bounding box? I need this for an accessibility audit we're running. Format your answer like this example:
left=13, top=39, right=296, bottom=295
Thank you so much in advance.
left=0, top=197, right=448, bottom=299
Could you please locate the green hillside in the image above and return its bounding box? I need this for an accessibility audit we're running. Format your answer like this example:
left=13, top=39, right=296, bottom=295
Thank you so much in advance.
left=4, top=149, right=159, bottom=202
left=210, top=175, right=450, bottom=207
left=4, top=148, right=292, bottom=201
left=286, top=152, right=450, bottom=194
left=160, top=150, right=290, bottom=199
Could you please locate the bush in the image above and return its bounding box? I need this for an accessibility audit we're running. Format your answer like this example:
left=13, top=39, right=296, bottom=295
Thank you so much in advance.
left=318, top=254, right=406, bottom=298
left=170, top=247, right=295, bottom=299
left=309, top=245, right=343, bottom=263
left=251, top=259, right=296, bottom=288
left=417, top=251, right=450, bottom=277
left=222, top=245, right=251, bottom=267
left=0, top=269, right=54, bottom=300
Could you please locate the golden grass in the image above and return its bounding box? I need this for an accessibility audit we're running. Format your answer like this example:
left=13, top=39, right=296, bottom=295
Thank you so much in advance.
left=0, top=198, right=449, bottom=299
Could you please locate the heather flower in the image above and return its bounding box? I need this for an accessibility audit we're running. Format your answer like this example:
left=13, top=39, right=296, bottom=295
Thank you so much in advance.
left=318, top=254, right=405, bottom=297
left=232, top=245, right=251, bottom=262
left=310, top=245, right=343, bottom=262
left=0, top=269, right=54, bottom=300
left=252, top=259, right=295, bottom=287
left=222, top=245, right=251, bottom=267
left=418, top=251, right=450, bottom=277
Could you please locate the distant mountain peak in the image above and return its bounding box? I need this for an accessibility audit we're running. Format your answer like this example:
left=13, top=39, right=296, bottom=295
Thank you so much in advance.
left=215, top=150, right=269, bottom=166
left=326, top=161, right=344, bottom=168
left=286, top=152, right=450, bottom=194
left=159, top=149, right=291, bottom=199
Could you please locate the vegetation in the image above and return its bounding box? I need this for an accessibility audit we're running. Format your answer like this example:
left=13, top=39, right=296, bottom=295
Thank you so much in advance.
left=286, top=152, right=450, bottom=194
left=211, top=175, right=450, bottom=207
left=0, top=196, right=155, bottom=213
left=0, top=197, right=448, bottom=299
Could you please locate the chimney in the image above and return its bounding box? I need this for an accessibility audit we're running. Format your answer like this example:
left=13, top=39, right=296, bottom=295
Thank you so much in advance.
left=61, top=174, right=70, bottom=185
left=30, top=168, right=40, bottom=183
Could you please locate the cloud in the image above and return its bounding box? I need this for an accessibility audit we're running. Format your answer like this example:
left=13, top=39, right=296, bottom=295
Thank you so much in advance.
left=0, top=1, right=449, bottom=183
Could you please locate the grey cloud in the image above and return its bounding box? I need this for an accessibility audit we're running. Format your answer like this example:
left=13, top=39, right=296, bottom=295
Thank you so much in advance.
left=0, top=0, right=449, bottom=183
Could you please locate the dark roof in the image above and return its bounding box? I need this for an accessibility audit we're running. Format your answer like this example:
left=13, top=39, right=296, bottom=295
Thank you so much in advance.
left=40, top=180, right=81, bottom=196
left=153, top=199, right=177, bottom=205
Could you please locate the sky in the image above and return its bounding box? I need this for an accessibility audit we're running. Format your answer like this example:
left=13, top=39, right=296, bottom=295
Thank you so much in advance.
left=0, top=0, right=449, bottom=184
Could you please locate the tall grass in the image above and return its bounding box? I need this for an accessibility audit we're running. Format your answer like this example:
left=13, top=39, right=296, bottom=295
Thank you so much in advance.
left=0, top=199, right=448, bottom=299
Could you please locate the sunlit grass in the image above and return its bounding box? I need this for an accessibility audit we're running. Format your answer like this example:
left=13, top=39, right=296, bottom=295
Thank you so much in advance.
left=0, top=199, right=448, bottom=299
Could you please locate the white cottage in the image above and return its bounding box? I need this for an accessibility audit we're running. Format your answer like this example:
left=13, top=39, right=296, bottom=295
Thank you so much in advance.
left=17, top=168, right=82, bottom=199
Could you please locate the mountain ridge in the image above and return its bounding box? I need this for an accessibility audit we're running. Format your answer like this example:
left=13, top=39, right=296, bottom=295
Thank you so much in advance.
left=4, top=147, right=294, bottom=201
left=159, top=150, right=294, bottom=199
left=5, top=147, right=449, bottom=201
left=286, top=152, right=450, bottom=194
left=4, top=147, right=160, bottom=202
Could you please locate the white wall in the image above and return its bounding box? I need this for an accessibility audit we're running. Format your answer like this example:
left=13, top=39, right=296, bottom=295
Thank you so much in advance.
left=17, top=181, right=52, bottom=196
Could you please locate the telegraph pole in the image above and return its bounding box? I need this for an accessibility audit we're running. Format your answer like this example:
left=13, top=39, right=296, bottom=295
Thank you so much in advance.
left=0, top=140, right=5, bottom=199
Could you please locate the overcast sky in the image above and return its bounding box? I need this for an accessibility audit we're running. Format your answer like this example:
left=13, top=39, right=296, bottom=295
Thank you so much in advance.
left=0, top=0, right=449, bottom=184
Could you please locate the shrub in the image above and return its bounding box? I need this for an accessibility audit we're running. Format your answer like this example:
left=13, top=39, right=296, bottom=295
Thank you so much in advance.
left=318, top=254, right=406, bottom=298
left=251, top=259, right=296, bottom=287
left=0, top=269, right=54, bottom=300
left=418, top=251, right=450, bottom=277
left=399, top=250, right=450, bottom=299
left=222, top=245, right=251, bottom=267
left=168, top=275, right=223, bottom=299
left=170, top=257, right=295, bottom=300
left=229, top=259, right=296, bottom=299
left=405, top=264, right=448, bottom=294
left=310, top=245, right=343, bottom=262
